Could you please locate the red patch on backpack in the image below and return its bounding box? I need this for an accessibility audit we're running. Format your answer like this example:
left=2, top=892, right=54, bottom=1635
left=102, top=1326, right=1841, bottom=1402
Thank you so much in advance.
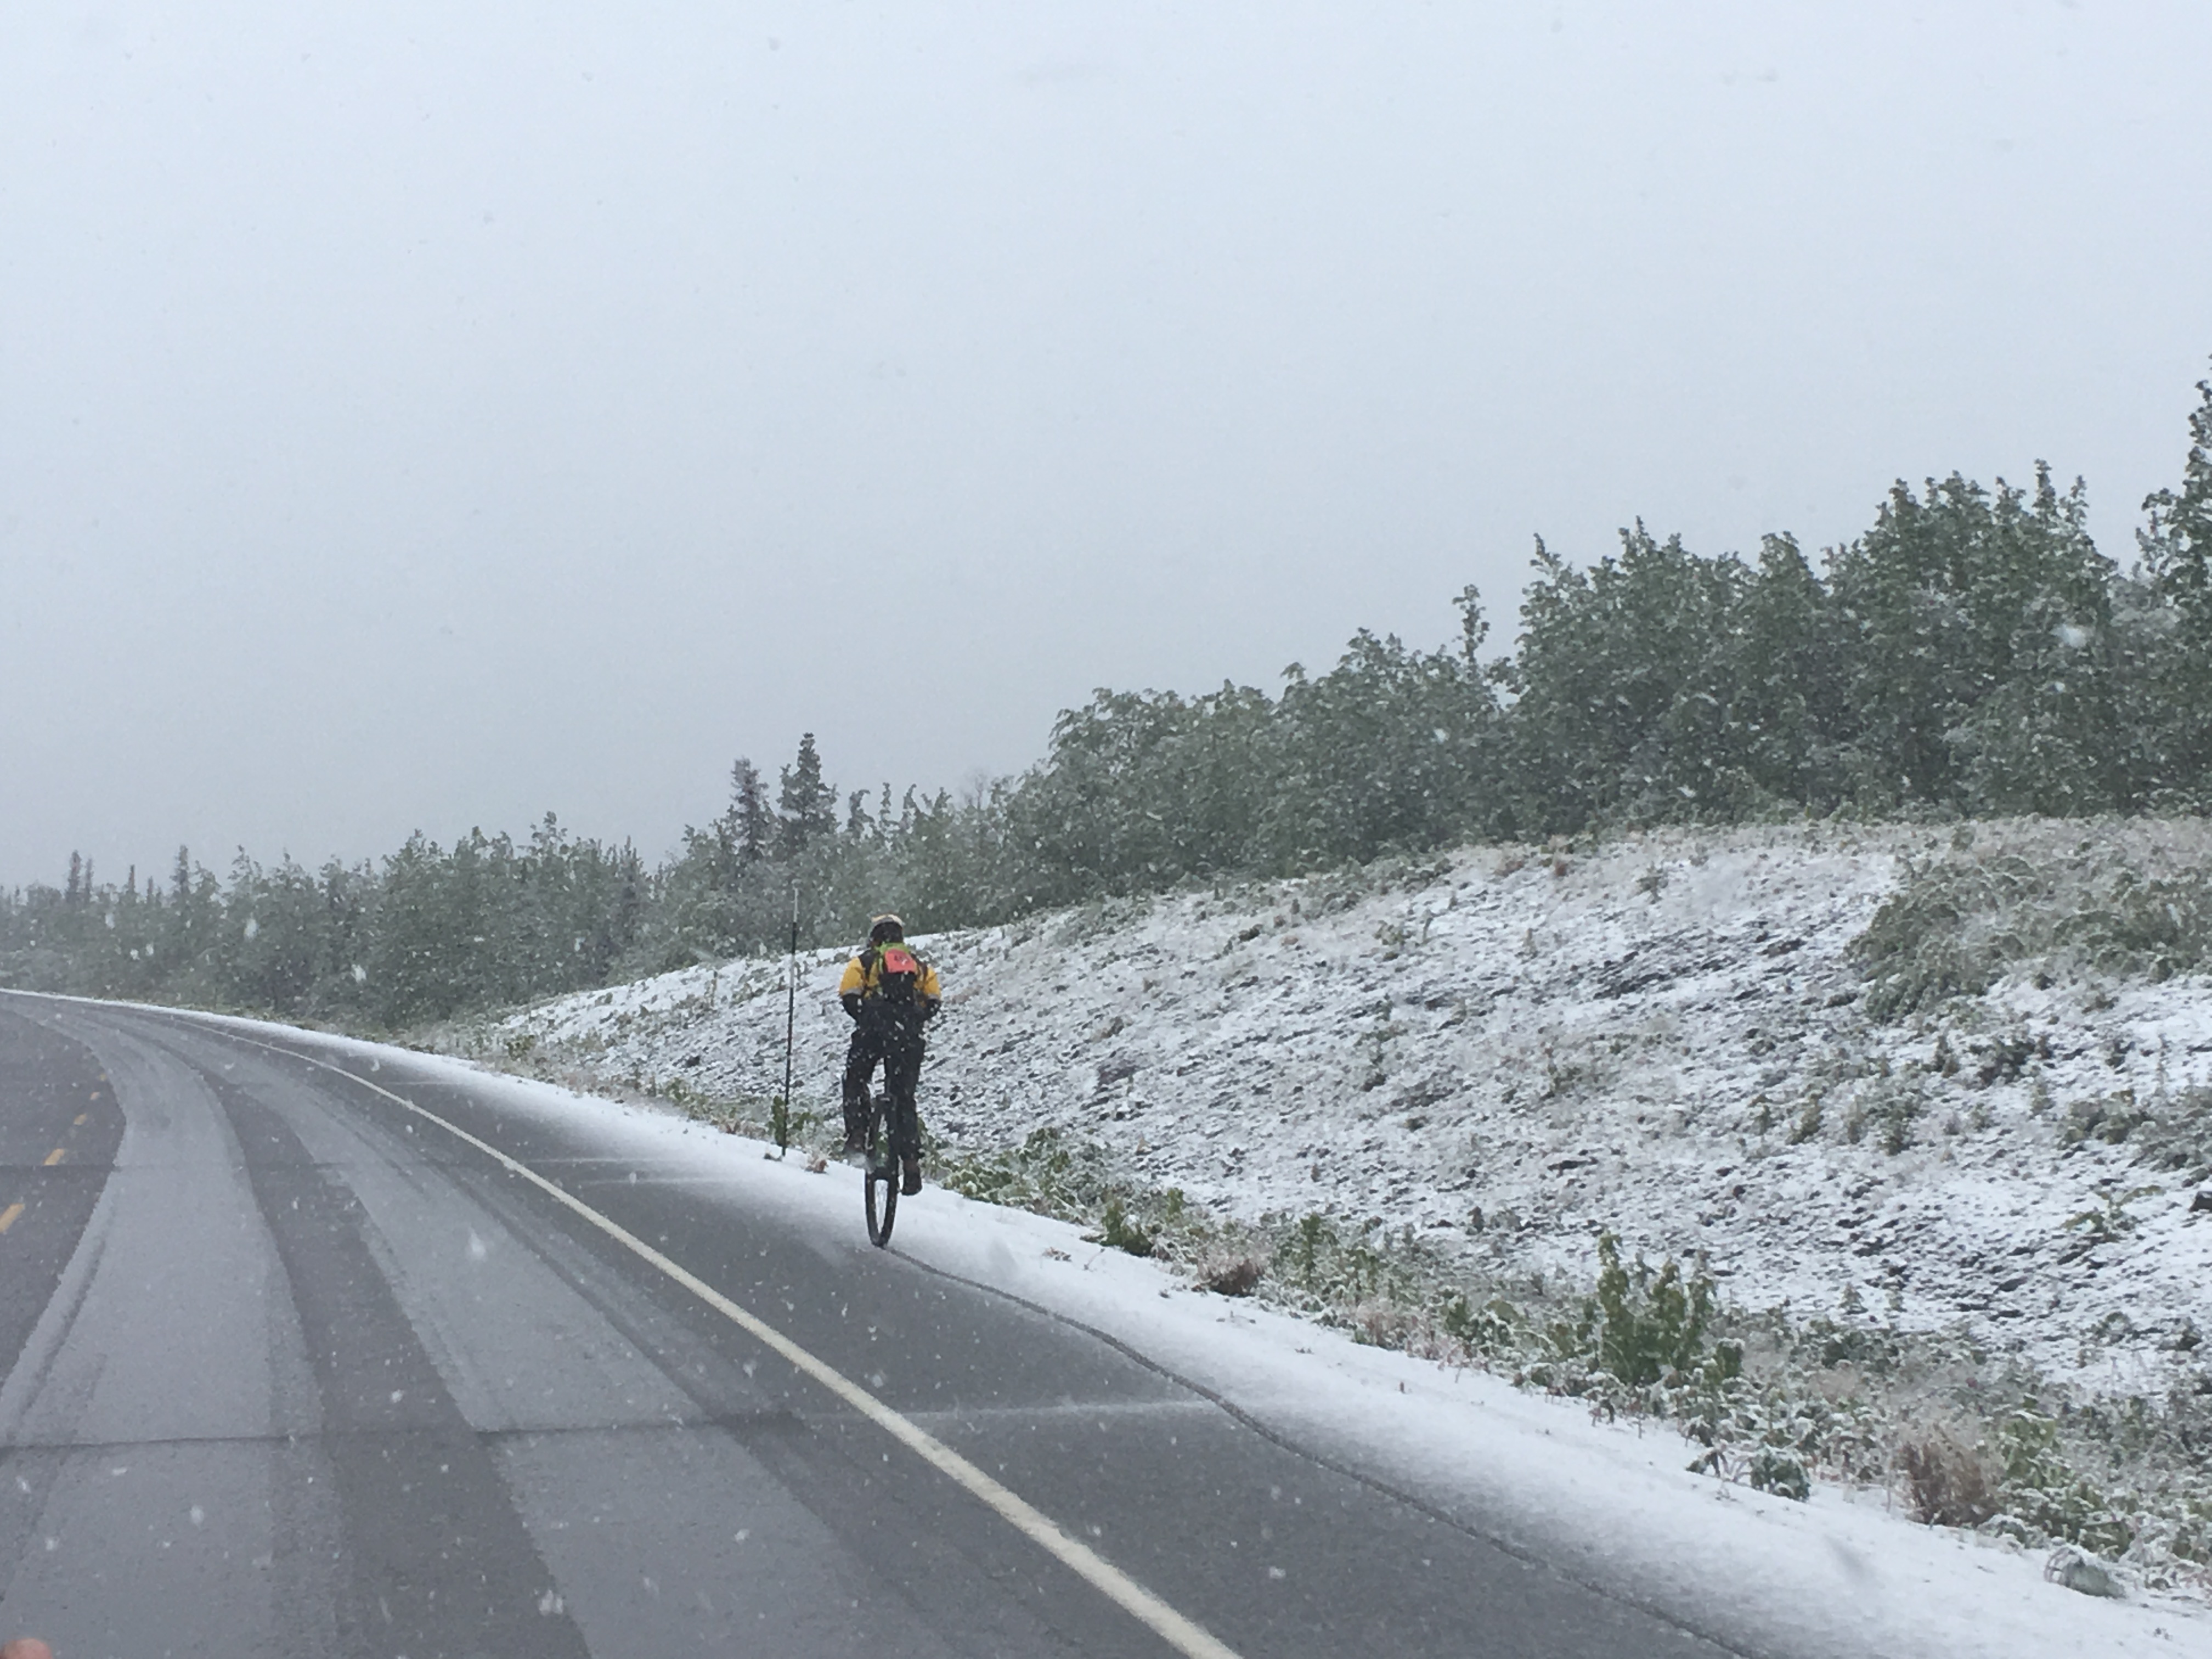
left=881, top=946, right=918, bottom=976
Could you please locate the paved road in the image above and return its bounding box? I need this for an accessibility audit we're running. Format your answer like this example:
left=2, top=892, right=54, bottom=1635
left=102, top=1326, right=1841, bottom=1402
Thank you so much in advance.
left=0, top=995, right=1730, bottom=1658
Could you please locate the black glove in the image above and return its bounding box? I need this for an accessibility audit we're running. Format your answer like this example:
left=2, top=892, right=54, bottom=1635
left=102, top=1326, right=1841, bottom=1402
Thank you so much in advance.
left=840, top=992, right=862, bottom=1021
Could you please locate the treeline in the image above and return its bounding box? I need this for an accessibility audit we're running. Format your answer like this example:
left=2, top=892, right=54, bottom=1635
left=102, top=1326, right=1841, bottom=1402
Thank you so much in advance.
left=999, top=376, right=2212, bottom=875
left=5, top=374, right=2209, bottom=1025
left=0, top=822, right=647, bottom=1028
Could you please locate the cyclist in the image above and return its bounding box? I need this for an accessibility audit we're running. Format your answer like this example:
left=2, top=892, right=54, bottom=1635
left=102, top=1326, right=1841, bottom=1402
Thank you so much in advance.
left=837, top=914, right=941, bottom=1194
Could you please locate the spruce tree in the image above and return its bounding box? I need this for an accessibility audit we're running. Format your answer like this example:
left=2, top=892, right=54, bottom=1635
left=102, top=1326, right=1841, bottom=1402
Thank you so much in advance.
left=777, top=734, right=838, bottom=857
left=718, top=758, right=772, bottom=865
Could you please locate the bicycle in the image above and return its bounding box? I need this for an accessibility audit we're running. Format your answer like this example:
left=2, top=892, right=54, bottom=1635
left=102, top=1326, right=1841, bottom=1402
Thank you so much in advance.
left=861, top=1087, right=898, bottom=1246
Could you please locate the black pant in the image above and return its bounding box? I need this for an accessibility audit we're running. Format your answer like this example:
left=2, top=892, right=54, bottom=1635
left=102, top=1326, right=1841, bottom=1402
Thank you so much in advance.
left=843, top=1021, right=924, bottom=1159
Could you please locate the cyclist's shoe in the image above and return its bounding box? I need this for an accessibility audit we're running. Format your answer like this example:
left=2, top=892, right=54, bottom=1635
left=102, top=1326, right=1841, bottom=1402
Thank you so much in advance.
left=900, top=1155, right=923, bottom=1197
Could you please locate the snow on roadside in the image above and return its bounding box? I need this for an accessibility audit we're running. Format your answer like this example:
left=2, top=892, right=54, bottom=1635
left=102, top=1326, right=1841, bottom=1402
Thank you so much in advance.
left=163, top=1016, right=2212, bottom=1659
left=484, top=820, right=2212, bottom=1403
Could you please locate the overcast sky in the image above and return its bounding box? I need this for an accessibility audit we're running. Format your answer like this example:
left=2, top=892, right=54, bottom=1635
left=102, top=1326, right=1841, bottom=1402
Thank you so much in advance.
left=4, top=2, right=2209, bottom=889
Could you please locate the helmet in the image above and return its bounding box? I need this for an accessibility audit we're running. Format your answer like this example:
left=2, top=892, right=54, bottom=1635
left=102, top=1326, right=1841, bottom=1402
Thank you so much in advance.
left=867, top=913, right=905, bottom=945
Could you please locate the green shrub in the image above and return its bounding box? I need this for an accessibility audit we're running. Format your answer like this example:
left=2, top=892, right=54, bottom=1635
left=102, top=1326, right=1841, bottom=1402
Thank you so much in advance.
left=1096, top=1197, right=1155, bottom=1257
left=1996, top=1406, right=2135, bottom=1558
left=2133, top=1086, right=2212, bottom=1181
left=1748, top=1447, right=1812, bottom=1501
left=1853, top=827, right=2212, bottom=1018
left=1592, top=1232, right=1715, bottom=1387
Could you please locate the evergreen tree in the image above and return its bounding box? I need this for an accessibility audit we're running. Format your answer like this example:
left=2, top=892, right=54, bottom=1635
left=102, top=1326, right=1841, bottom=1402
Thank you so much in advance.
left=729, top=758, right=774, bottom=864
left=776, top=733, right=838, bottom=857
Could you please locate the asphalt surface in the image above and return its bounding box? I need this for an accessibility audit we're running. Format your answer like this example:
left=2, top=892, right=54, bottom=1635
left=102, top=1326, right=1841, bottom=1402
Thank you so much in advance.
left=0, top=994, right=1735, bottom=1658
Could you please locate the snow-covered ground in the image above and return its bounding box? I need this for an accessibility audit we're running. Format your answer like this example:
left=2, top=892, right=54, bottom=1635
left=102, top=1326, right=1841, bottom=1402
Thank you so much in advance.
left=180, top=1015, right=2212, bottom=1656
left=480, top=820, right=2212, bottom=1406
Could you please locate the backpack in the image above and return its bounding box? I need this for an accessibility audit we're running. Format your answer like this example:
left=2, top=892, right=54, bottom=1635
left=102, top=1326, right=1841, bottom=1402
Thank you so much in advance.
left=871, top=943, right=925, bottom=1005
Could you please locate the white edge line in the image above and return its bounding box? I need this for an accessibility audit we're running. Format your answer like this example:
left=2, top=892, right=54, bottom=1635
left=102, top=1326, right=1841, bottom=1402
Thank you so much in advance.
left=217, top=1024, right=1246, bottom=1659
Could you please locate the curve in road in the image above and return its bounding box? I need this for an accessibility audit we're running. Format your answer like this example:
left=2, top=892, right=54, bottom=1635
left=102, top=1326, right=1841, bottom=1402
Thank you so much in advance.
left=0, top=994, right=1728, bottom=1659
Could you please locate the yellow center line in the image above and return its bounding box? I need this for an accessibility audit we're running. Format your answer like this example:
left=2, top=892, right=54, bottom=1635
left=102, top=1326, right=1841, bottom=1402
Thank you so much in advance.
left=74, top=1113, right=88, bottom=1126
left=0, top=1203, right=22, bottom=1234
left=42, top=1149, right=64, bottom=1166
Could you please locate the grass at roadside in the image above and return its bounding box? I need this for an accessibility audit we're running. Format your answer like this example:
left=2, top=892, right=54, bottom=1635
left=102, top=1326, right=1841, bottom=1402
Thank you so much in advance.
left=931, top=1125, right=2212, bottom=1599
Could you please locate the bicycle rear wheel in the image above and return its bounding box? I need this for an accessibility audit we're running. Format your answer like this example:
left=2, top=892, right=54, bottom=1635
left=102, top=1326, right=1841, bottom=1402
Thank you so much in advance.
left=863, top=1093, right=898, bottom=1247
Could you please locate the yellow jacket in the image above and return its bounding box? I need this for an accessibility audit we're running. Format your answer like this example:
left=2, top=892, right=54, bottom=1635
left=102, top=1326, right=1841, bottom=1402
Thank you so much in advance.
left=838, top=943, right=942, bottom=1008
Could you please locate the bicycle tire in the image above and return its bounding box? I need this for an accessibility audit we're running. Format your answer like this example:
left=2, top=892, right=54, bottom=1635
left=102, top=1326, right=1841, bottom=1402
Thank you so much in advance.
left=864, top=1094, right=898, bottom=1247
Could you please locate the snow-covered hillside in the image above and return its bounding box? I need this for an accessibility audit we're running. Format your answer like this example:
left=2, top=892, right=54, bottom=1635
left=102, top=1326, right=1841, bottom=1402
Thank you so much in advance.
left=475, top=819, right=2212, bottom=1403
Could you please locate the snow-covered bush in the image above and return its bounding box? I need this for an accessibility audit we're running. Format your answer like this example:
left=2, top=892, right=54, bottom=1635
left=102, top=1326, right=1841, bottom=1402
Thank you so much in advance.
left=2129, top=1086, right=2212, bottom=1183
left=1853, top=821, right=2212, bottom=1017
left=1994, top=1406, right=2135, bottom=1560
